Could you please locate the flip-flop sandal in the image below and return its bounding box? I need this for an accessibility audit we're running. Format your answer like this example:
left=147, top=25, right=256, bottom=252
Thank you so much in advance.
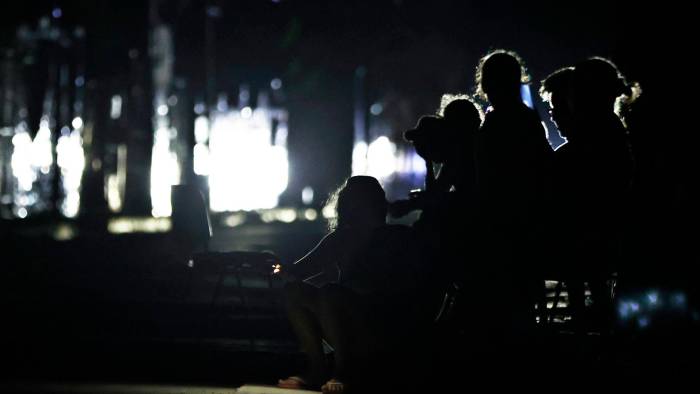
left=278, top=376, right=309, bottom=389
left=321, top=379, right=345, bottom=393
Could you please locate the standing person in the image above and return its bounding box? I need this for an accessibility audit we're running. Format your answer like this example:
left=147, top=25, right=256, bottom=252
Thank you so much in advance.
left=567, top=57, right=635, bottom=330
left=473, top=49, right=554, bottom=347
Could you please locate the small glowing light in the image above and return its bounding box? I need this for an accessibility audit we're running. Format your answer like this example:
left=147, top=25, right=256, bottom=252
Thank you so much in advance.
left=107, top=174, right=122, bottom=212
left=75, top=76, right=85, bottom=87
left=216, top=99, right=228, bottom=112
left=241, top=107, right=253, bottom=118
left=273, top=264, right=281, bottom=274
left=107, top=217, right=172, bottom=234
left=157, top=104, right=169, bottom=116
left=52, top=8, right=62, bottom=18
left=647, top=291, right=659, bottom=306
left=224, top=213, right=246, bottom=227
left=629, top=302, right=640, bottom=312
left=71, top=117, right=83, bottom=130
left=17, top=207, right=28, bottom=218
left=167, top=95, right=178, bottom=107
left=618, top=302, right=630, bottom=319
left=370, top=103, right=383, bottom=116
left=110, top=95, right=122, bottom=119
left=304, top=209, right=318, bottom=221
left=53, top=224, right=76, bottom=241
left=302, top=186, right=314, bottom=205
left=637, top=316, right=650, bottom=328
left=187, top=259, right=194, bottom=268
left=271, top=78, right=282, bottom=90
left=277, top=208, right=297, bottom=223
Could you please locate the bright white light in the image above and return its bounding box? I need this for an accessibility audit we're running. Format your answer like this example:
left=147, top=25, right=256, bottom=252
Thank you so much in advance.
left=56, top=130, right=86, bottom=218
left=366, top=136, right=397, bottom=180
left=11, top=130, right=36, bottom=192
left=17, top=207, right=27, bottom=218
left=110, top=95, right=123, bottom=119
left=304, top=208, right=318, bottom=221
left=208, top=108, right=288, bottom=212
left=157, top=104, right=169, bottom=116
left=71, top=117, right=83, bottom=130
left=194, top=115, right=210, bottom=143
left=322, top=204, right=336, bottom=219
left=241, top=107, right=253, bottom=118
left=193, top=143, right=210, bottom=176
left=107, top=174, right=122, bottom=212
left=277, top=208, right=297, bottom=223
left=224, top=213, right=246, bottom=227
left=302, top=186, right=314, bottom=205
left=351, top=141, right=368, bottom=176
left=107, top=217, right=172, bottom=234
left=150, top=126, right=181, bottom=217
left=32, top=120, right=54, bottom=172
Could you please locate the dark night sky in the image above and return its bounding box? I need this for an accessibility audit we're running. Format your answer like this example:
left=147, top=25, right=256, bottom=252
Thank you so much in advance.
left=1, top=0, right=687, bottom=199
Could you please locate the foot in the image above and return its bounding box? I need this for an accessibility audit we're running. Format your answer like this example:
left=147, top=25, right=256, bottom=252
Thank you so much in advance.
left=321, top=378, right=345, bottom=393
left=278, top=376, right=308, bottom=389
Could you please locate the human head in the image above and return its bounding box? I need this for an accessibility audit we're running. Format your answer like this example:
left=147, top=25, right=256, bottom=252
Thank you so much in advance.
left=404, top=115, right=449, bottom=162
left=572, top=57, right=634, bottom=115
left=540, top=67, right=575, bottom=137
left=476, top=49, right=530, bottom=107
left=439, top=94, right=484, bottom=133
left=325, top=176, right=387, bottom=231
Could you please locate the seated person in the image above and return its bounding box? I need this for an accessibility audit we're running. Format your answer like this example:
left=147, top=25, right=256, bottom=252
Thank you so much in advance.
left=275, top=176, right=424, bottom=393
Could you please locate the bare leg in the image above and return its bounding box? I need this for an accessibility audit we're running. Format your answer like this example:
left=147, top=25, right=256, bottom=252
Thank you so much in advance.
left=284, top=281, right=327, bottom=385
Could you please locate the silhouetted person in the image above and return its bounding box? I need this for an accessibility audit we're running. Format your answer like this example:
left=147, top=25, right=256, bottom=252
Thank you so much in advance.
left=564, top=57, right=635, bottom=331
left=438, top=95, right=483, bottom=197
left=276, top=176, right=423, bottom=393
left=472, top=49, right=553, bottom=347
left=540, top=66, right=592, bottom=325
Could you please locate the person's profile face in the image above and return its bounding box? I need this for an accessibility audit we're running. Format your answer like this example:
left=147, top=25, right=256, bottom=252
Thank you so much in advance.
left=550, top=93, right=573, bottom=137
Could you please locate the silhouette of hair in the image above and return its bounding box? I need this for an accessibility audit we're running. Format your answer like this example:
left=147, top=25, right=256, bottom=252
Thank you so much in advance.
left=573, top=57, right=641, bottom=114
left=475, top=49, right=530, bottom=101
left=324, top=176, right=387, bottom=231
left=438, top=94, right=484, bottom=128
left=539, top=67, right=575, bottom=104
